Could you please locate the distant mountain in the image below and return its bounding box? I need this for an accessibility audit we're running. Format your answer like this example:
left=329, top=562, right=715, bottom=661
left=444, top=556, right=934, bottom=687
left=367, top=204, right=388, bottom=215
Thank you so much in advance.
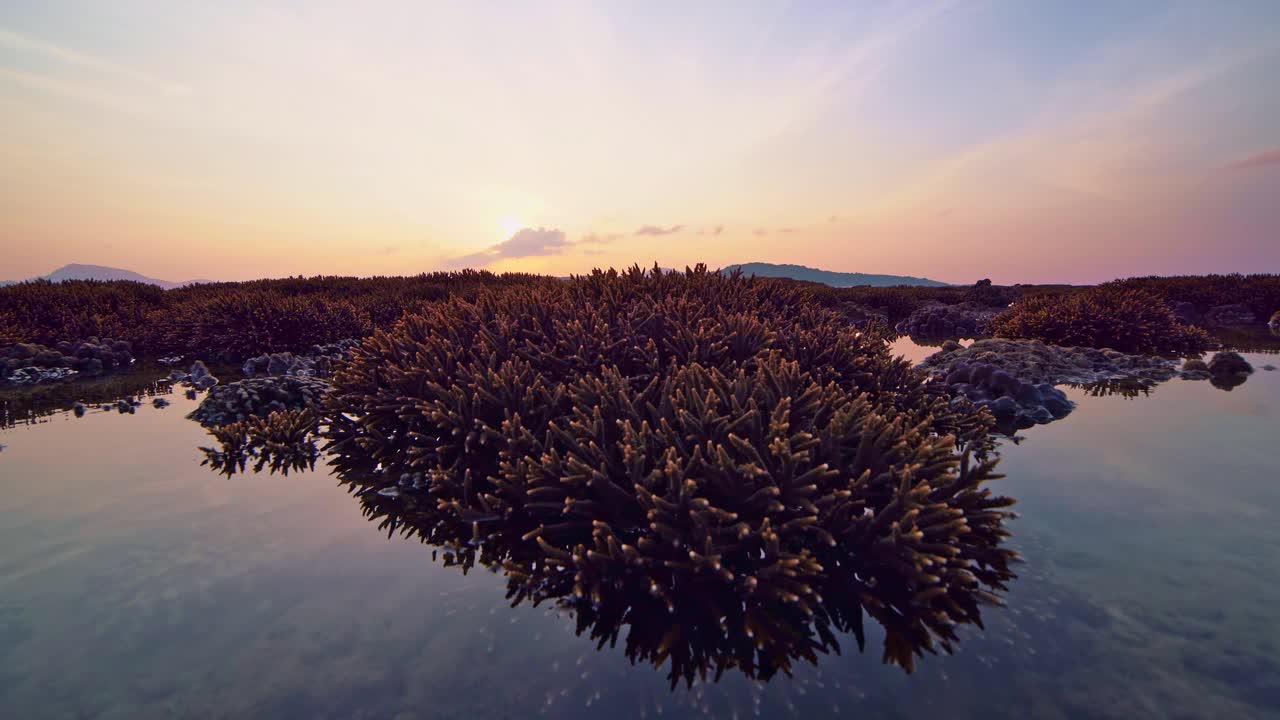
left=723, top=262, right=948, bottom=287
left=3, top=264, right=210, bottom=289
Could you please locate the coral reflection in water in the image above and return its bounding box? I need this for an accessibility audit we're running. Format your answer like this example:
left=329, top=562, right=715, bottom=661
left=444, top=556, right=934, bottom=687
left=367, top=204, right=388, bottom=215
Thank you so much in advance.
left=199, top=414, right=1018, bottom=689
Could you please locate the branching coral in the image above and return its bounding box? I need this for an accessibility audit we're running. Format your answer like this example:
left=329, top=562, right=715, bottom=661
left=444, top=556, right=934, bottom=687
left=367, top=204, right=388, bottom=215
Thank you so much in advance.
left=322, top=265, right=1017, bottom=686
left=988, top=286, right=1211, bottom=354
left=200, top=409, right=321, bottom=476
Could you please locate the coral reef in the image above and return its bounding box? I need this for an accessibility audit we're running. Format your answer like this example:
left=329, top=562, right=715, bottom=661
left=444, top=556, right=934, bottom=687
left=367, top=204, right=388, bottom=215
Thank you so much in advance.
left=0, top=271, right=551, bottom=359
left=987, top=286, right=1210, bottom=354
left=187, top=376, right=330, bottom=426
left=1108, top=274, right=1280, bottom=323
left=895, top=302, right=998, bottom=339
left=322, top=266, right=1017, bottom=686
left=1, top=338, right=134, bottom=385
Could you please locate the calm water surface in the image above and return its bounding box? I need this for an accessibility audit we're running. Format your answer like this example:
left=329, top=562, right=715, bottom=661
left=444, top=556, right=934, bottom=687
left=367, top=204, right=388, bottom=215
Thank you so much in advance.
left=2, top=341, right=1278, bottom=719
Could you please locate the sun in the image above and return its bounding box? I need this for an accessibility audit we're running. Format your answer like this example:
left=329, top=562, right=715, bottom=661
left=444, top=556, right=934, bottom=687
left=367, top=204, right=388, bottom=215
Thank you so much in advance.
left=500, top=216, right=523, bottom=238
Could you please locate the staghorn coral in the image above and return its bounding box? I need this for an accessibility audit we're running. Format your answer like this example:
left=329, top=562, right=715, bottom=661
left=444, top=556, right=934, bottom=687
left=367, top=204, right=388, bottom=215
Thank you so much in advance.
left=988, top=286, right=1211, bottom=354
left=200, top=409, right=321, bottom=476
left=322, top=265, right=1017, bottom=686
left=1108, top=274, right=1280, bottom=323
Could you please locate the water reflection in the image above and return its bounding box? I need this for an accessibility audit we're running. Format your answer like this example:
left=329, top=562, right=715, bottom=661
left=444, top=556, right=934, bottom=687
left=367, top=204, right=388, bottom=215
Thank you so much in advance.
left=4, top=337, right=1279, bottom=718
left=195, top=411, right=1018, bottom=688
left=0, top=364, right=174, bottom=427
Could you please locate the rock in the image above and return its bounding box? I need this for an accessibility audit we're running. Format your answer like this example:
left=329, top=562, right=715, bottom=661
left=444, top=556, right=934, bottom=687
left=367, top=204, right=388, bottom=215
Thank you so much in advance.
left=72, top=402, right=87, bottom=417
left=1270, top=310, right=1280, bottom=332
left=1202, top=304, right=1256, bottom=326
left=1180, top=358, right=1211, bottom=380
left=153, top=398, right=170, bottom=408
left=1208, top=352, right=1253, bottom=377
left=114, top=399, right=136, bottom=414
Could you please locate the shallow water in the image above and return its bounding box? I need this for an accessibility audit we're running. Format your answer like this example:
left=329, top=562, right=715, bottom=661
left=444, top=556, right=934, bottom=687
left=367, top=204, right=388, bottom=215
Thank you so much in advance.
left=1, top=341, right=1278, bottom=719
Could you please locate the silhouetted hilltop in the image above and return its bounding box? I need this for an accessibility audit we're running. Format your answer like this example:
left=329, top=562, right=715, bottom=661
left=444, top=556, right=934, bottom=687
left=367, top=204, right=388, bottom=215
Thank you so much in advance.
left=4, top=264, right=209, bottom=289
left=724, top=262, right=948, bottom=287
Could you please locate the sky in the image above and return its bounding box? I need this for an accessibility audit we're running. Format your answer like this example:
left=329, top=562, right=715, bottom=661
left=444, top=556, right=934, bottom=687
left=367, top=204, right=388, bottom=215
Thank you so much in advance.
left=1, top=1, right=1278, bottom=285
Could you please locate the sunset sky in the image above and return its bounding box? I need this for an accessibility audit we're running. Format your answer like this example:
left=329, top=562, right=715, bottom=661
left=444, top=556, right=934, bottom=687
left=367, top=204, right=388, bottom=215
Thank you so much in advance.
left=2, top=1, right=1278, bottom=285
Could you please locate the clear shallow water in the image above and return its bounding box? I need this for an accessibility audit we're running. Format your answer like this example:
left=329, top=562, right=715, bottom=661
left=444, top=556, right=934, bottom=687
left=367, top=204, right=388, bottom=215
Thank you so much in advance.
left=1, top=342, right=1278, bottom=719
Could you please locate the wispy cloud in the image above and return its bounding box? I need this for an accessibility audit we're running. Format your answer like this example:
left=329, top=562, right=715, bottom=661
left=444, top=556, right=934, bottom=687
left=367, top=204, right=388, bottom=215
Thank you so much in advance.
left=1226, top=148, right=1280, bottom=171
left=449, top=227, right=569, bottom=268
left=579, top=232, right=621, bottom=244
left=0, top=27, right=187, bottom=95
left=635, top=224, right=684, bottom=236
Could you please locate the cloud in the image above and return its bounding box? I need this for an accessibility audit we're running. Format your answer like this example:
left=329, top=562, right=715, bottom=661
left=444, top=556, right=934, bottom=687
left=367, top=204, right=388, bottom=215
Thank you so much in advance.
left=0, top=27, right=187, bottom=95
left=579, top=232, right=621, bottom=244
left=827, top=215, right=839, bottom=223
left=1226, top=148, right=1280, bottom=171
left=634, top=224, right=684, bottom=236
left=449, top=227, right=568, bottom=268
left=753, top=228, right=769, bottom=236
left=779, top=227, right=795, bottom=234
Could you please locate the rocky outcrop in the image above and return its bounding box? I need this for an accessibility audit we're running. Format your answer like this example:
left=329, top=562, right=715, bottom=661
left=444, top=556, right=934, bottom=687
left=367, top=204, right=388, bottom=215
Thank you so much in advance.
left=1207, top=351, right=1252, bottom=375
left=1, top=338, right=134, bottom=385
left=1270, top=310, right=1280, bottom=332
left=896, top=302, right=998, bottom=339
left=187, top=376, right=331, bottom=427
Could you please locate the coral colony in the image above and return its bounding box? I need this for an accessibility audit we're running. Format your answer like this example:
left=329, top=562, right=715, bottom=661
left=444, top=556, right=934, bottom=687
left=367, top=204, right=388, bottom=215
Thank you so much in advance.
left=319, top=266, right=1019, bottom=685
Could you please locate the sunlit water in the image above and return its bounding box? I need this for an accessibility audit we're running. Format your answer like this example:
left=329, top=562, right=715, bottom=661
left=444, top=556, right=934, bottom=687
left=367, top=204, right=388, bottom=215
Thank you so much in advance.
left=2, top=340, right=1278, bottom=719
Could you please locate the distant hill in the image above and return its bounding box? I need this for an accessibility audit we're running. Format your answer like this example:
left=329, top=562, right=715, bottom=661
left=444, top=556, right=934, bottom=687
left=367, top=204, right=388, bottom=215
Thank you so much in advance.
left=723, top=262, right=948, bottom=287
left=2, top=264, right=210, bottom=289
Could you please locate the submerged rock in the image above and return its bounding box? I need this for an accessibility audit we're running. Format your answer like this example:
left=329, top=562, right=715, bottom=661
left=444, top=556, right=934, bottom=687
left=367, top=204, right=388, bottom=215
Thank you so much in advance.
left=1208, top=351, right=1253, bottom=377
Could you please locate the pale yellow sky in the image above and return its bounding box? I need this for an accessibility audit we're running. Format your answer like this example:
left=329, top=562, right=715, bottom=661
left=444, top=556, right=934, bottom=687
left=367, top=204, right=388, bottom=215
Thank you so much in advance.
left=2, top=1, right=1278, bottom=284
